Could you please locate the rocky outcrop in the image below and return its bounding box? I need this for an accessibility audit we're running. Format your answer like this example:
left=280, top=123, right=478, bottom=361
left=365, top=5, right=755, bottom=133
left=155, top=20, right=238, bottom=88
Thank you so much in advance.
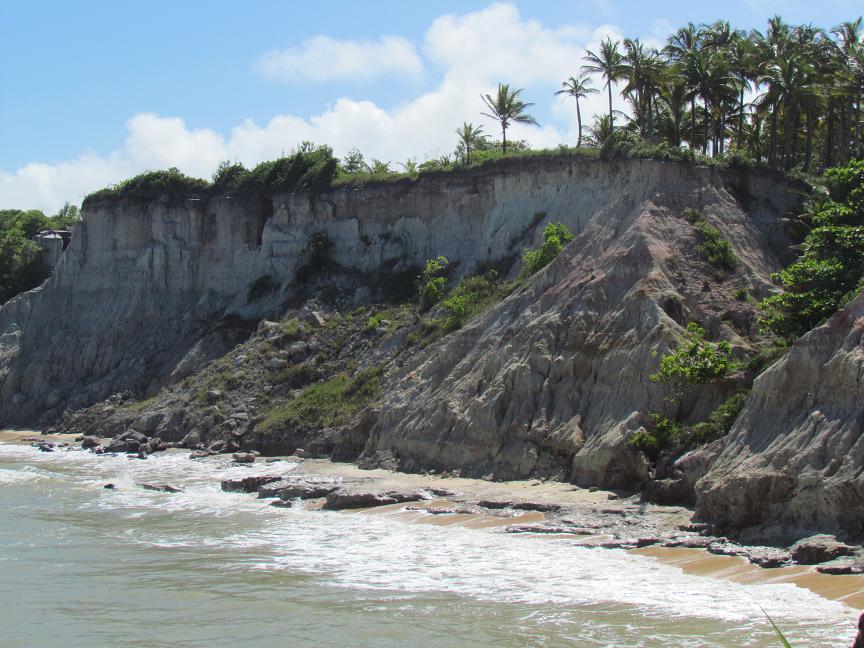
left=696, top=291, right=864, bottom=543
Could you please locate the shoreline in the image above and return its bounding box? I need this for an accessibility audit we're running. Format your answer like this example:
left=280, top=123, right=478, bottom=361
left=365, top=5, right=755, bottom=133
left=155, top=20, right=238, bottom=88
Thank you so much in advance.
left=3, top=428, right=863, bottom=611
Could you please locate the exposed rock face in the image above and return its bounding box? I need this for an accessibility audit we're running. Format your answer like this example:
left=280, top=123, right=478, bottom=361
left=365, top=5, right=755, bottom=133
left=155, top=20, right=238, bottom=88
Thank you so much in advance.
left=696, top=291, right=864, bottom=542
left=365, top=163, right=792, bottom=488
left=0, top=158, right=795, bottom=427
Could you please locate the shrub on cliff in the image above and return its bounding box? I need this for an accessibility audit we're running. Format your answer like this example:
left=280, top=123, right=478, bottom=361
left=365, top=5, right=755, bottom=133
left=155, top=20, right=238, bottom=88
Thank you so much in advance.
left=762, top=159, right=864, bottom=339
left=520, top=221, right=574, bottom=277
left=85, top=143, right=339, bottom=203
left=650, top=322, right=739, bottom=388
left=439, top=269, right=515, bottom=331
left=86, top=167, right=210, bottom=202
left=684, top=209, right=737, bottom=272
left=418, top=256, right=449, bottom=311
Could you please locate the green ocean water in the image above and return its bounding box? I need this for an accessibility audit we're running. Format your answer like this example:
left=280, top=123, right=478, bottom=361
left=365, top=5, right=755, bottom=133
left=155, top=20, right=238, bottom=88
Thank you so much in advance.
left=0, top=442, right=856, bottom=647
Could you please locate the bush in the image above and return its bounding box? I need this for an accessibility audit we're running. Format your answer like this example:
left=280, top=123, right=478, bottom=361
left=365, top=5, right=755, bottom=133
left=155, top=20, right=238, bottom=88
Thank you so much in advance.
left=746, top=340, right=788, bottom=375
left=629, top=413, right=681, bottom=460
left=685, top=209, right=737, bottom=271
left=684, top=392, right=750, bottom=447
left=418, top=256, right=449, bottom=311
left=651, top=322, right=738, bottom=387
left=762, top=160, right=864, bottom=339
left=520, top=221, right=574, bottom=277
left=86, top=167, right=210, bottom=202
left=85, top=143, right=340, bottom=204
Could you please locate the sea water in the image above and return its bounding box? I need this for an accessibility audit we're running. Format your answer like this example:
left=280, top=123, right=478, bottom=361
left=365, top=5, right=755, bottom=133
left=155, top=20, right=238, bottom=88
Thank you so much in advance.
left=0, top=442, right=857, bottom=647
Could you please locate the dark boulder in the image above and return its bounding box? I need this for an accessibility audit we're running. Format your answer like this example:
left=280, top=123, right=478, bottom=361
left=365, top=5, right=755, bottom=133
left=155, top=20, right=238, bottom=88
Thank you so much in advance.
left=220, top=475, right=281, bottom=493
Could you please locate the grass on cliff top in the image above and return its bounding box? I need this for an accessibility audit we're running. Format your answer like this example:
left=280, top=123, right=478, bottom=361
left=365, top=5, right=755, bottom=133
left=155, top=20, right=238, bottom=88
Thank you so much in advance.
left=259, top=366, right=382, bottom=432
left=82, top=136, right=772, bottom=207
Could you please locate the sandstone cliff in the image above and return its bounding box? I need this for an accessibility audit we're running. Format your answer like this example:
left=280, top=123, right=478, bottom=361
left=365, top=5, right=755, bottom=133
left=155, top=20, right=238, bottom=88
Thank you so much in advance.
left=696, top=290, right=864, bottom=543
left=0, top=157, right=795, bottom=426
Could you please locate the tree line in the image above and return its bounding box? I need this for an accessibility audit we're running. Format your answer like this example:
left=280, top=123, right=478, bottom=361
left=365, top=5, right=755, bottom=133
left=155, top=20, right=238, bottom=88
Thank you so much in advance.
left=456, top=15, right=864, bottom=173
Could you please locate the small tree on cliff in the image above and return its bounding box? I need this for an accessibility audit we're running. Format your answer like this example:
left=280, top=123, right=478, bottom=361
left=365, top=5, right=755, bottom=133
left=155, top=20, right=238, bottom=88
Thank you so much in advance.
left=454, top=122, right=484, bottom=165
left=481, top=83, right=539, bottom=154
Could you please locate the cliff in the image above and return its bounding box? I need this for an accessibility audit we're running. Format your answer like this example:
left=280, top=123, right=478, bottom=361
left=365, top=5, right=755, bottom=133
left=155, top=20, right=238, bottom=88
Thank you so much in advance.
left=0, top=156, right=795, bottom=426
left=696, top=290, right=864, bottom=543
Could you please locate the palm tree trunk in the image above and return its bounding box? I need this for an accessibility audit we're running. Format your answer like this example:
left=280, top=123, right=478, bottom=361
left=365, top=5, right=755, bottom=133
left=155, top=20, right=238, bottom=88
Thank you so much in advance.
left=839, top=103, right=849, bottom=164
left=856, top=97, right=862, bottom=157
left=804, top=107, right=813, bottom=173
left=646, top=95, right=653, bottom=138
left=608, top=82, right=614, bottom=131
left=769, top=106, right=778, bottom=165
left=738, top=87, right=745, bottom=148
left=754, top=115, right=762, bottom=162
left=502, top=125, right=507, bottom=155
left=576, top=100, right=582, bottom=149
left=703, top=101, right=710, bottom=155
left=691, top=98, right=697, bottom=149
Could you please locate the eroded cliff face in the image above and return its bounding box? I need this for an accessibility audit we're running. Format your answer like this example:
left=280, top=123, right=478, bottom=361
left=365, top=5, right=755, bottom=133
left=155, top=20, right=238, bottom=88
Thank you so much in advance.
left=365, top=162, right=791, bottom=487
left=0, top=156, right=796, bottom=458
left=696, top=291, right=864, bottom=543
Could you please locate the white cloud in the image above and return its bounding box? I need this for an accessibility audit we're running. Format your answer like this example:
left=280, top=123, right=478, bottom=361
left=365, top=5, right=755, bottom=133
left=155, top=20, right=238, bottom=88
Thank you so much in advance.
left=0, top=2, right=645, bottom=213
left=255, top=35, right=423, bottom=83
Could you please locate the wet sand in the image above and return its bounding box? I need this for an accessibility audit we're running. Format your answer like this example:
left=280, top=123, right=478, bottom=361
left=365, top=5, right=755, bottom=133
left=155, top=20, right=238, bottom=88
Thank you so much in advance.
left=633, top=546, right=864, bottom=610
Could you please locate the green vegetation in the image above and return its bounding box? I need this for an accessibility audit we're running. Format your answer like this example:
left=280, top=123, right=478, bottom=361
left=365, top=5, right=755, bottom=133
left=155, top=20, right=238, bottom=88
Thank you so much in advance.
left=0, top=206, right=81, bottom=304
left=417, top=256, right=449, bottom=312
left=555, top=73, right=597, bottom=148
left=520, top=222, right=575, bottom=277
left=569, top=17, right=864, bottom=171
left=480, top=83, right=540, bottom=154
left=650, top=322, right=739, bottom=388
left=629, top=413, right=683, bottom=459
left=746, top=339, right=789, bottom=374
left=762, top=159, right=864, bottom=338
left=85, top=142, right=339, bottom=204
left=684, top=209, right=737, bottom=271
left=87, top=167, right=210, bottom=202
left=686, top=392, right=749, bottom=446
left=762, top=608, right=794, bottom=648
left=630, top=392, right=749, bottom=458
left=260, top=366, right=382, bottom=431
left=454, top=122, right=485, bottom=165
left=440, top=269, right=516, bottom=332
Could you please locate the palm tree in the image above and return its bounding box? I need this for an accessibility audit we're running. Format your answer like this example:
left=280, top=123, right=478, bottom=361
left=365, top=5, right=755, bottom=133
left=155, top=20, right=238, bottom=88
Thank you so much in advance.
left=586, top=114, right=614, bottom=147
left=583, top=38, right=626, bottom=130
left=480, top=84, right=539, bottom=154
left=657, top=67, right=688, bottom=147
left=665, top=24, right=702, bottom=149
left=454, top=122, right=485, bottom=165
left=555, top=73, right=596, bottom=147
left=727, top=31, right=759, bottom=148
left=620, top=38, right=664, bottom=137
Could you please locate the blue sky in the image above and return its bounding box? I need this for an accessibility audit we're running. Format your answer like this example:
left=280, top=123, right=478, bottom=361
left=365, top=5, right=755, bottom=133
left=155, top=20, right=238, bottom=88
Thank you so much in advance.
left=1, top=0, right=861, bottom=211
